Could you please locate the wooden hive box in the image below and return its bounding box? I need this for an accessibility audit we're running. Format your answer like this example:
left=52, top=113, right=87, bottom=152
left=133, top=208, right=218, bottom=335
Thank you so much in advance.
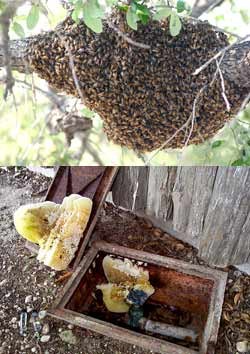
left=28, top=167, right=227, bottom=354
left=48, top=241, right=227, bottom=354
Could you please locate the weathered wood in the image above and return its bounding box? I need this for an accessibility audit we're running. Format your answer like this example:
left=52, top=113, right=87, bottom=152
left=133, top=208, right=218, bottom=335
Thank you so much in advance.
left=112, top=167, right=250, bottom=267
left=199, top=168, right=250, bottom=266
left=48, top=240, right=227, bottom=354
left=112, top=167, right=149, bottom=212
left=172, top=167, right=218, bottom=247
left=146, top=167, right=177, bottom=221
left=113, top=167, right=176, bottom=219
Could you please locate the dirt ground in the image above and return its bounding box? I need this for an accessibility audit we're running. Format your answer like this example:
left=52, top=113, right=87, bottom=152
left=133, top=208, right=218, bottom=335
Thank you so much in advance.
left=0, top=168, right=249, bottom=354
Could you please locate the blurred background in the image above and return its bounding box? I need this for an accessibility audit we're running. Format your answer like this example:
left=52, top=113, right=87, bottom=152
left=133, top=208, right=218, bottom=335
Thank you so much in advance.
left=0, top=0, right=250, bottom=166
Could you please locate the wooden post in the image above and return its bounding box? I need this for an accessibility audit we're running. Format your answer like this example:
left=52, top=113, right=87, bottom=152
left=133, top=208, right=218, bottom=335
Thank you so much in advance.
left=112, top=167, right=250, bottom=267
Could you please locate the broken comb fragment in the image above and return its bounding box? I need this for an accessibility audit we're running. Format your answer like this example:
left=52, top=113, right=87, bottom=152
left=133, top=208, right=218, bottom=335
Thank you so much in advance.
left=14, top=194, right=93, bottom=271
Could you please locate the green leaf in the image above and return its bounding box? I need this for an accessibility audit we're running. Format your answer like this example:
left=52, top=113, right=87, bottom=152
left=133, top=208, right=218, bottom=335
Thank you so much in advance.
left=81, top=0, right=105, bottom=33
left=153, top=7, right=172, bottom=21
left=169, top=12, right=182, bottom=36
left=135, top=3, right=150, bottom=16
left=84, top=0, right=104, bottom=19
left=72, top=0, right=84, bottom=23
left=177, top=0, right=186, bottom=13
left=38, top=2, right=49, bottom=16
left=232, top=158, right=246, bottom=166
left=212, top=140, right=224, bottom=148
left=12, top=22, right=25, bottom=38
left=240, top=9, right=249, bottom=24
left=26, top=5, right=40, bottom=30
left=117, top=4, right=129, bottom=12
left=138, top=13, right=149, bottom=25
left=82, top=107, right=95, bottom=118
left=130, top=2, right=150, bottom=24
left=83, top=14, right=103, bottom=33
left=126, top=6, right=139, bottom=30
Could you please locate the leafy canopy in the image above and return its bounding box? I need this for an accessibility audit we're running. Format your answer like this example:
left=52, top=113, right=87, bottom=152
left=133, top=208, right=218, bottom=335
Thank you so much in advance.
left=10, top=0, right=191, bottom=37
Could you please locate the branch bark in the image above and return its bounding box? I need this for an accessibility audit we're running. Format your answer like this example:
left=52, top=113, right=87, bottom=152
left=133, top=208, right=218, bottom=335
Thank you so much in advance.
left=0, top=38, right=31, bottom=73
left=0, top=0, right=28, bottom=97
left=0, top=18, right=250, bottom=90
left=191, top=0, right=225, bottom=18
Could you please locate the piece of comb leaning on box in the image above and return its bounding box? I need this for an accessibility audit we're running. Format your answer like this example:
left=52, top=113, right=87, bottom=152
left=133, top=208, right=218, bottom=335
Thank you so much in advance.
left=13, top=166, right=118, bottom=271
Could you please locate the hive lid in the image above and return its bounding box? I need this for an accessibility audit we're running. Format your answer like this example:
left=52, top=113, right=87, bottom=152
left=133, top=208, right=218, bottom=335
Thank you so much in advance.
left=25, top=166, right=118, bottom=270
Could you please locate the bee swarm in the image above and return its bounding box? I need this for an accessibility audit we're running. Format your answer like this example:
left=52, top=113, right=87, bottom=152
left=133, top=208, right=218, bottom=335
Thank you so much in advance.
left=26, top=12, right=248, bottom=152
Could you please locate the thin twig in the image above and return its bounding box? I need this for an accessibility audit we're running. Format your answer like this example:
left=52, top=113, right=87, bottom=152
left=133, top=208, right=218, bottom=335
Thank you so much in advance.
left=107, top=20, right=151, bottom=50
left=184, top=85, right=207, bottom=147
left=146, top=115, right=192, bottom=165
left=210, top=51, right=225, bottom=86
left=215, top=59, right=231, bottom=111
left=44, top=3, right=85, bottom=104
left=146, top=84, right=207, bottom=164
left=239, top=91, right=250, bottom=112
left=14, top=78, right=64, bottom=110
left=86, top=141, right=104, bottom=165
left=63, top=37, right=85, bottom=102
left=193, top=34, right=250, bottom=76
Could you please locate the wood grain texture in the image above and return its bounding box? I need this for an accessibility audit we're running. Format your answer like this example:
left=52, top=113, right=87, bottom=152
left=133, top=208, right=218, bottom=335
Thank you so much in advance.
left=112, top=167, right=149, bottom=212
left=199, top=167, right=250, bottom=266
left=172, top=167, right=218, bottom=247
left=146, top=167, right=177, bottom=221
left=112, top=167, right=250, bottom=267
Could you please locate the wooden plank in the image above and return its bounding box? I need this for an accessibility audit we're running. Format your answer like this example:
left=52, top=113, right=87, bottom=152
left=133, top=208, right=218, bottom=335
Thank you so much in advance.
left=146, top=167, right=177, bottom=220
left=49, top=308, right=198, bottom=354
left=172, top=167, right=218, bottom=247
left=112, top=167, right=149, bottom=211
left=199, top=167, right=250, bottom=266
left=51, top=246, right=98, bottom=309
left=111, top=167, right=250, bottom=267
left=93, top=241, right=227, bottom=283
left=73, top=167, right=119, bottom=268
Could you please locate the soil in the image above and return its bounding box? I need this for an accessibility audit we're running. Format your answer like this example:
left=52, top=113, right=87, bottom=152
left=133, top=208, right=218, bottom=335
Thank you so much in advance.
left=0, top=167, right=249, bottom=354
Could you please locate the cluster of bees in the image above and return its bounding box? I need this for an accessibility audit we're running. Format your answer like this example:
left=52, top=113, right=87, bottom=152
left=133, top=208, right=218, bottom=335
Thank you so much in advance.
left=26, top=12, right=247, bottom=152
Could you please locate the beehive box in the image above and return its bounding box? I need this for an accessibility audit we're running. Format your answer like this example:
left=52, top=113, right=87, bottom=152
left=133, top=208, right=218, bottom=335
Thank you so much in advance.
left=26, top=166, right=227, bottom=353
left=48, top=241, right=227, bottom=354
left=25, top=166, right=118, bottom=270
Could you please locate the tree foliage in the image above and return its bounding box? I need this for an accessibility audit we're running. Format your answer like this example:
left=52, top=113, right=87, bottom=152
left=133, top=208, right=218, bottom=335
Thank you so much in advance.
left=0, top=0, right=250, bottom=166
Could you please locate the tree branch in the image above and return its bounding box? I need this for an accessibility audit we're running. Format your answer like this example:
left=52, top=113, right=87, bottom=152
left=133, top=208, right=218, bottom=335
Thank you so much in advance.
left=0, top=0, right=28, bottom=97
left=0, top=38, right=31, bottom=73
left=193, top=35, right=250, bottom=89
left=2, top=33, right=249, bottom=90
left=191, top=0, right=226, bottom=18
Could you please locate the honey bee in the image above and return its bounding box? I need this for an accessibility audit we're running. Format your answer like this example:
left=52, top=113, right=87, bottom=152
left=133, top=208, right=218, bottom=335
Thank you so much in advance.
left=26, top=10, right=248, bottom=152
